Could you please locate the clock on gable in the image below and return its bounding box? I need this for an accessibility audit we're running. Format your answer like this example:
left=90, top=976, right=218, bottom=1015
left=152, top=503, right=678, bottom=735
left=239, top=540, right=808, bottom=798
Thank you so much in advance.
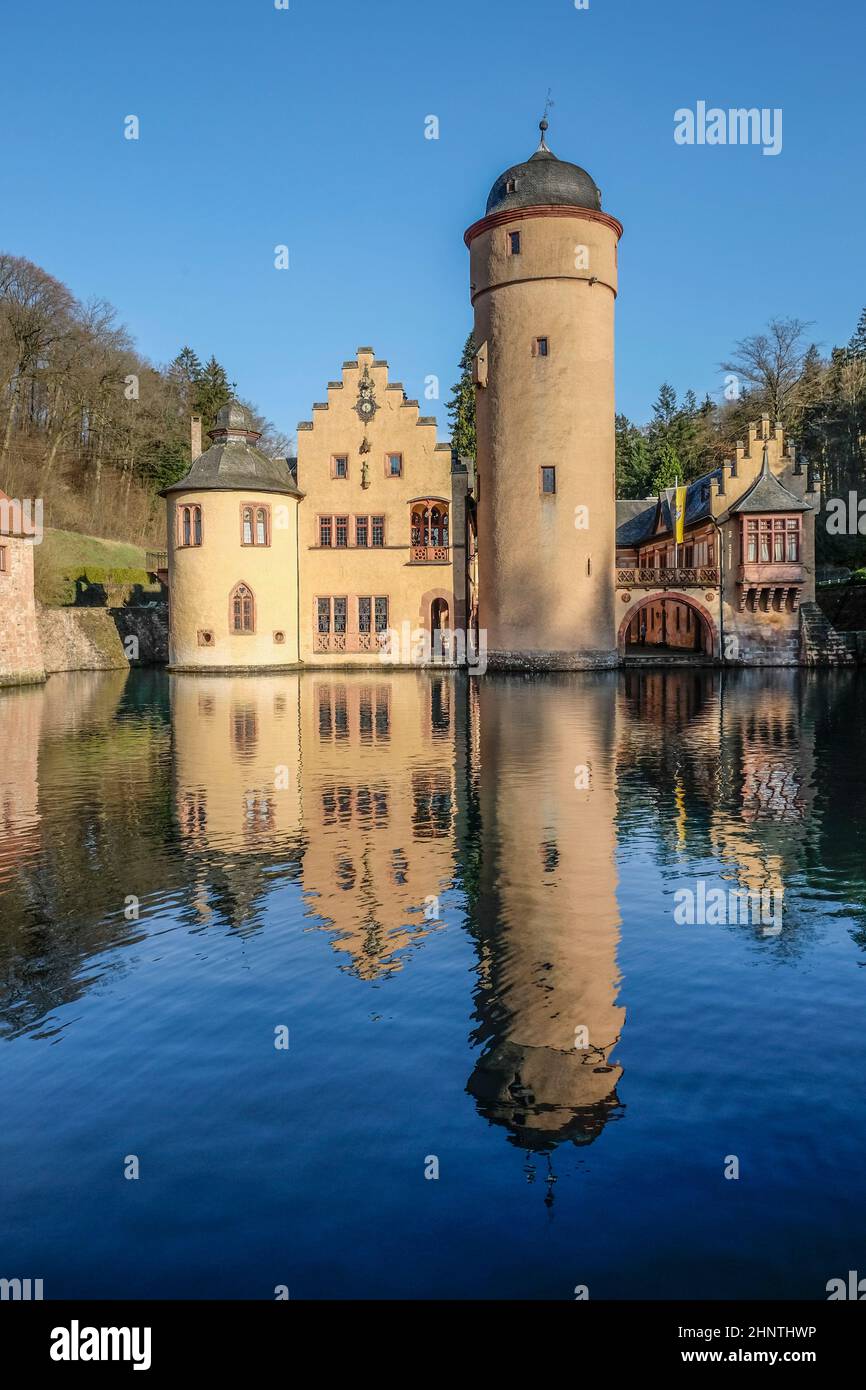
left=355, top=366, right=379, bottom=423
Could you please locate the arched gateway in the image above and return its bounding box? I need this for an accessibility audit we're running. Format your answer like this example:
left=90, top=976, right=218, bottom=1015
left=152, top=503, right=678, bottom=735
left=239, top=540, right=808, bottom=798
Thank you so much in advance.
left=618, top=592, right=717, bottom=660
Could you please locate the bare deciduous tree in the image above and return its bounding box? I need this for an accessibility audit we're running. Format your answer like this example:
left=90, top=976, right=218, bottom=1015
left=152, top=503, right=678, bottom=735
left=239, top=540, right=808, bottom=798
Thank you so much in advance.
left=720, top=316, right=815, bottom=424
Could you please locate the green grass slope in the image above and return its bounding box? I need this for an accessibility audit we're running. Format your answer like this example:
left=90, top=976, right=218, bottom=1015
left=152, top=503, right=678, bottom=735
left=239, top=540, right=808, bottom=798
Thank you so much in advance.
left=35, top=529, right=162, bottom=607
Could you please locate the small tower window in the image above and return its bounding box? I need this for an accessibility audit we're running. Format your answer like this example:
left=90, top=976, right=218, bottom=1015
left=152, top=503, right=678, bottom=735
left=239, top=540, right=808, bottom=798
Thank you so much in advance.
left=508, top=230, right=521, bottom=255
left=178, top=504, right=202, bottom=547
left=534, top=337, right=549, bottom=358
left=506, top=178, right=518, bottom=194
left=386, top=453, right=403, bottom=477
left=241, top=504, right=270, bottom=546
left=540, top=467, right=556, bottom=495
left=332, top=455, right=349, bottom=479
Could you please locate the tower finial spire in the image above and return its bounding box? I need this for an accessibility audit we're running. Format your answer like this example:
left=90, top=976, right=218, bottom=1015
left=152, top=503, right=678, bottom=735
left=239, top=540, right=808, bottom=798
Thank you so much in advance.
left=538, top=89, right=554, bottom=150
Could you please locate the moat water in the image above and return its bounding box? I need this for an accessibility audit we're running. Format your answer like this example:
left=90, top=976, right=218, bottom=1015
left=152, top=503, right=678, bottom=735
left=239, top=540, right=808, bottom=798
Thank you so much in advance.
left=1, top=666, right=864, bottom=1299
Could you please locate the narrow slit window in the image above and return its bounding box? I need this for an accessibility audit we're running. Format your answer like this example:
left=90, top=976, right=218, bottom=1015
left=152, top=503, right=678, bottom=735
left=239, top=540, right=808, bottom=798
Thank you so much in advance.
left=540, top=466, right=556, bottom=495
left=508, top=230, right=521, bottom=255
left=534, top=337, right=549, bottom=357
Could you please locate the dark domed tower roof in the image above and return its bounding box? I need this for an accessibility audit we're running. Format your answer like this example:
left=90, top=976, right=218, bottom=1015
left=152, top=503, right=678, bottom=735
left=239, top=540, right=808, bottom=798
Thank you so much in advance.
left=485, top=120, right=602, bottom=216
left=162, top=400, right=302, bottom=497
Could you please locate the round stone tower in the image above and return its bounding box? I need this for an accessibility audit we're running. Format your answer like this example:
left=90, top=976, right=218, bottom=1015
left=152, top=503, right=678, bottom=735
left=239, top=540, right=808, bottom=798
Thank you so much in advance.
left=464, top=121, right=623, bottom=668
left=163, top=401, right=303, bottom=670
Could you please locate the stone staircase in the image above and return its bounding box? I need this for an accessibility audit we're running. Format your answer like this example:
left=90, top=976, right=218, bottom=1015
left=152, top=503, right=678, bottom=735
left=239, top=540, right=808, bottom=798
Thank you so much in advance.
left=800, top=602, right=858, bottom=665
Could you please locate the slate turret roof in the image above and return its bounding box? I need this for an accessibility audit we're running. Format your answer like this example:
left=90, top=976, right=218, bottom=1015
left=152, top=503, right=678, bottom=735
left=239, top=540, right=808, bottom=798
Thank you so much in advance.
left=728, top=445, right=810, bottom=514
left=485, top=120, right=602, bottom=217
left=162, top=401, right=302, bottom=498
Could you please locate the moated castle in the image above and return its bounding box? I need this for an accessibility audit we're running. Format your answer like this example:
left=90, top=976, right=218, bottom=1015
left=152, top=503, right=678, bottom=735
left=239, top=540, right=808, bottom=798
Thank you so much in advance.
left=1, top=125, right=840, bottom=683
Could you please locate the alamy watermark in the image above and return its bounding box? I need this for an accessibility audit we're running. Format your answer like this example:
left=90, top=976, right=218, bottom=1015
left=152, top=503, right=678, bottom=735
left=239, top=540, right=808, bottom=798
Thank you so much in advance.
left=0, top=496, right=44, bottom=543
left=1, top=1276, right=43, bottom=1300
left=825, top=492, right=866, bottom=535
left=674, top=880, right=783, bottom=935
left=379, top=623, right=488, bottom=673
left=674, top=102, right=782, bottom=157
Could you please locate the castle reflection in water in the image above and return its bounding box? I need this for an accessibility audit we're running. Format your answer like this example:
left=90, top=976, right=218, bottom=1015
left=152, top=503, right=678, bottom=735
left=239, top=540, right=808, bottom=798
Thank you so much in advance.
left=1, top=664, right=864, bottom=1156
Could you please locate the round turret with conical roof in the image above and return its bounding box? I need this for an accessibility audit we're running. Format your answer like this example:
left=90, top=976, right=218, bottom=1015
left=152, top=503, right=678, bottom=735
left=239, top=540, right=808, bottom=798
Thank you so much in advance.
left=164, top=400, right=303, bottom=670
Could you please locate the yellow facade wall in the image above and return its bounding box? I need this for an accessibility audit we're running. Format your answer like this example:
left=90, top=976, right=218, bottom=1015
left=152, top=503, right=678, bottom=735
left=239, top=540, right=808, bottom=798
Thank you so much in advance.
left=297, top=348, right=467, bottom=666
left=167, top=488, right=301, bottom=670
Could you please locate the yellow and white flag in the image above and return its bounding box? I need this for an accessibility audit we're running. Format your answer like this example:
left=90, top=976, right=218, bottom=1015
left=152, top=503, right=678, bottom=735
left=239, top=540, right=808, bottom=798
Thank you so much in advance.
left=674, top=485, right=687, bottom=544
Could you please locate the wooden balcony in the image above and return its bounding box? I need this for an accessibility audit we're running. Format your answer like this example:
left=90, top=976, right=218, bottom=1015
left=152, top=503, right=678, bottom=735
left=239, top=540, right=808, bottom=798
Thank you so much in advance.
left=146, top=549, right=168, bottom=582
left=410, top=545, right=450, bottom=564
left=616, top=566, right=720, bottom=589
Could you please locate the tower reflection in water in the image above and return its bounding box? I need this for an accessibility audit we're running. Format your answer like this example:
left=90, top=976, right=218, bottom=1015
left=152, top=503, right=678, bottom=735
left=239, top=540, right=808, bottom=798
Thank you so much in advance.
left=465, top=676, right=626, bottom=1168
left=171, top=668, right=628, bottom=1167
left=2, top=666, right=836, bottom=1159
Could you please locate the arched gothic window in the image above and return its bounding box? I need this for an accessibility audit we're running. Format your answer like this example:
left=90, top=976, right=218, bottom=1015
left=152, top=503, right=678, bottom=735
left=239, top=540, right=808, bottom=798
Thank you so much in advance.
left=230, top=583, right=255, bottom=634
left=241, top=503, right=271, bottom=546
left=410, top=501, right=449, bottom=555
left=178, top=504, right=202, bottom=547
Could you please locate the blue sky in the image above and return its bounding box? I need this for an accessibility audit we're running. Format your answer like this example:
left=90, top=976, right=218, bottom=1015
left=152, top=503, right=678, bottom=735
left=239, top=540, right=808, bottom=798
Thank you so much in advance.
left=2, top=0, right=864, bottom=442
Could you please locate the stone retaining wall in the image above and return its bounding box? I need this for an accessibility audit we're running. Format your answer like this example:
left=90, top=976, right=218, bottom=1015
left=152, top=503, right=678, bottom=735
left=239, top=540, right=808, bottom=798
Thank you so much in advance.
left=37, top=606, right=168, bottom=675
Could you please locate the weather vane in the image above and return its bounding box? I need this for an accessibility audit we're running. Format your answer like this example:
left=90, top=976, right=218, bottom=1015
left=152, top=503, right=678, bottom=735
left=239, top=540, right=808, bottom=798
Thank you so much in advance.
left=539, top=89, right=554, bottom=147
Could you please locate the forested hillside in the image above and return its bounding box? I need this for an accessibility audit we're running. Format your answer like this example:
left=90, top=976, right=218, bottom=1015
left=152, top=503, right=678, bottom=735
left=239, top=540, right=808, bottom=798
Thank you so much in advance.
left=613, top=312, right=866, bottom=564
left=0, top=253, right=291, bottom=546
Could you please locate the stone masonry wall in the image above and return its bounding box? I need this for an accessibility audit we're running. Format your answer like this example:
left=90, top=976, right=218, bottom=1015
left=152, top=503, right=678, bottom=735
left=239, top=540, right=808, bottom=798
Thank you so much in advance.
left=0, top=536, right=45, bottom=685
